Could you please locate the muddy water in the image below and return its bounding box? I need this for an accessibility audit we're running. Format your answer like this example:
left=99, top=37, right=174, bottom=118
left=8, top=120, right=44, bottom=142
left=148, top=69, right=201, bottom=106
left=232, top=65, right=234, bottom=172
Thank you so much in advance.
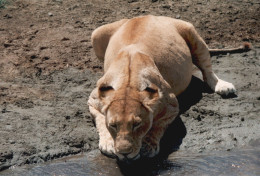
left=1, top=141, right=259, bottom=176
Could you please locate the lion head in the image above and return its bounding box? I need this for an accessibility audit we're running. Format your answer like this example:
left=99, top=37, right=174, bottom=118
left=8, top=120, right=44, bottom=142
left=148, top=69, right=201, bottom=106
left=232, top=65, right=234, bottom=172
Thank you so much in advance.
left=99, top=85, right=160, bottom=160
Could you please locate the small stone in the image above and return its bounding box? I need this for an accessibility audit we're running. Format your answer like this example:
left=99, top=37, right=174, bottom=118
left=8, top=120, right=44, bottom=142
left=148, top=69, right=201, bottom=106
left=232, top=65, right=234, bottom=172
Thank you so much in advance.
left=9, top=140, right=15, bottom=144
left=48, top=12, right=53, bottom=16
left=40, top=46, right=48, bottom=50
left=196, top=115, right=202, bottom=121
left=209, top=111, right=214, bottom=116
left=42, top=56, right=50, bottom=60
left=61, top=37, right=70, bottom=41
left=176, top=14, right=181, bottom=19
left=6, top=125, right=12, bottom=130
left=80, top=39, right=88, bottom=43
left=92, top=65, right=102, bottom=69
left=30, top=55, right=37, bottom=59
left=2, top=108, right=7, bottom=113
left=207, top=139, right=214, bottom=144
left=4, top=43, right=12, bottom=48
left=128, top=0, right=138, bottom=3
left=162, top=5, right=171, bottom=9
left=4, top=14, right=12, bottom=19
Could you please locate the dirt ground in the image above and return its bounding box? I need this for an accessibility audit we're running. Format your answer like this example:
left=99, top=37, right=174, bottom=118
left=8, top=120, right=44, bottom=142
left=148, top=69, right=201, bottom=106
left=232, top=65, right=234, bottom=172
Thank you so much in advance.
left=0, top=0, right=259, bottom=171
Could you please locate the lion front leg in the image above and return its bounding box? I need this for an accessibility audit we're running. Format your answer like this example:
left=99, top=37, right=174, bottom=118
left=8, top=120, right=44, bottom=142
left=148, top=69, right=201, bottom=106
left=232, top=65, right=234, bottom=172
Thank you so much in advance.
left=141, top=104, right=179, bottom=158
left=88, top=89, right=115, bottom=157
left=141, top=132, right=160, bottom=158
left=89, top=106, right=115, bottom=155
left=91, top=106, right=115, bottom=157
left=98, top=125, right=115, bottom=156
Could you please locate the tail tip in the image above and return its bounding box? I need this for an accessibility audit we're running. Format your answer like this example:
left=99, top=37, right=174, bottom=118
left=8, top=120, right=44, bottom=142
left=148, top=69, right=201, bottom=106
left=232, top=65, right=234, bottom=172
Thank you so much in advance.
left=243, top=42, right=252, bottom=51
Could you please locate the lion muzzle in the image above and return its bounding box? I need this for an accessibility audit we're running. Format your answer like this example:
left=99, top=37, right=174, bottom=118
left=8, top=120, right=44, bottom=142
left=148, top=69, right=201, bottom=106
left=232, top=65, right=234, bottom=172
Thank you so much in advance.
left=115, top=137, right=133, bottom=155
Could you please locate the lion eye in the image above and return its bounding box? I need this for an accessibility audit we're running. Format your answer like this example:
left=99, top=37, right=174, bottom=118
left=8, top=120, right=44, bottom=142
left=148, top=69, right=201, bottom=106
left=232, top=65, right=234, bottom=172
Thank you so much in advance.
left=109, top=123, right=117, bottom=131
left=144, top=87, right=157, bottom=93
left=99, top=86, right=113, bottom=92
left=133, top=121, right=142, bottom=131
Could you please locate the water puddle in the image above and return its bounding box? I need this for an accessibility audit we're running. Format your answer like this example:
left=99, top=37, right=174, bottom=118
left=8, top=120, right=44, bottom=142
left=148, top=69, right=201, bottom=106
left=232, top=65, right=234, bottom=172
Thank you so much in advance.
left=1, top=144, right=259, bottom=176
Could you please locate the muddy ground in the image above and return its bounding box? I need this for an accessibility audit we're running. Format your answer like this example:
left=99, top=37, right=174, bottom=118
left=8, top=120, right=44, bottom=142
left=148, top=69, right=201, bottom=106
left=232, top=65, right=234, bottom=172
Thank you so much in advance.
left=0, top=0, right=259, bottom=171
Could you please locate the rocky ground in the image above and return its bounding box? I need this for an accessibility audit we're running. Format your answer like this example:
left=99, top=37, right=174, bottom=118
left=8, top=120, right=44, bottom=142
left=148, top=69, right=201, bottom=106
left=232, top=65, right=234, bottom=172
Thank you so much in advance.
left=0, top=0, right=259, bottom=171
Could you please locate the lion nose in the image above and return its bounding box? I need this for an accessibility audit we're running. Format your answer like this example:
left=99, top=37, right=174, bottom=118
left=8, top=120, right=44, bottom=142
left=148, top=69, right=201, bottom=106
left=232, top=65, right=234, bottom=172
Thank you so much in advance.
left=116, top=141, right=133, bottom=156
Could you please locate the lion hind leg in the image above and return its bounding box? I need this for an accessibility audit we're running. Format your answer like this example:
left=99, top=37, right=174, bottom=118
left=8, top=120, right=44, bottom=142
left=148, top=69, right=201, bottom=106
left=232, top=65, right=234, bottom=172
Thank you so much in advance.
left=177, top=22, right=236, bottom=96
left=91, top=19, right=128, bottom=60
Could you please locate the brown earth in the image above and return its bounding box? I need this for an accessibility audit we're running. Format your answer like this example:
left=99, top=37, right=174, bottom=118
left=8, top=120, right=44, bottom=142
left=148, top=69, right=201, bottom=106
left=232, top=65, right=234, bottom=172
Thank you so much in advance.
left=0, top=0, right=259, bottom=171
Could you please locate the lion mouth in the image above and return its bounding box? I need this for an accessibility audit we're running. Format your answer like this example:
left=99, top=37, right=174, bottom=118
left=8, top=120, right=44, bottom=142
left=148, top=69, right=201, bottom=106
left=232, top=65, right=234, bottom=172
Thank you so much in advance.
left=118, top=153, right=140, bottom=162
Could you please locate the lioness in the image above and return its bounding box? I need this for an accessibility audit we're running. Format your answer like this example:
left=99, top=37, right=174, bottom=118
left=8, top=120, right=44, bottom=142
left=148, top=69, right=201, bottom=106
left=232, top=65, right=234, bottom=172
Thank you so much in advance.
left=88, top=15, right=236, bottom=161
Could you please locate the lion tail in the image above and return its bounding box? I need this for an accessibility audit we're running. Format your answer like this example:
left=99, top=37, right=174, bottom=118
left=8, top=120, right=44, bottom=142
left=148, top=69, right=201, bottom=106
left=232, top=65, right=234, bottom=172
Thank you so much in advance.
left=209, top=42, right=252, bottom=56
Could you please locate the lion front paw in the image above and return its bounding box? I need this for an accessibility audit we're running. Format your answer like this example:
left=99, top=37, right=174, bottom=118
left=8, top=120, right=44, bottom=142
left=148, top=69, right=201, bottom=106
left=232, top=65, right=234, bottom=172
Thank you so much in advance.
left=140, top=138, right=160, bottom=158
left=215, top=79, right=236, bottom=96
left=99, top=137, right=115, bottom=157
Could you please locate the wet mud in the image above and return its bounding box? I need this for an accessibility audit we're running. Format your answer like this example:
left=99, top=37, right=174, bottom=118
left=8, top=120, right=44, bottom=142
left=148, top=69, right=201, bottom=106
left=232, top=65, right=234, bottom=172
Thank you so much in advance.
left=1, top=141, right=259, bottom=176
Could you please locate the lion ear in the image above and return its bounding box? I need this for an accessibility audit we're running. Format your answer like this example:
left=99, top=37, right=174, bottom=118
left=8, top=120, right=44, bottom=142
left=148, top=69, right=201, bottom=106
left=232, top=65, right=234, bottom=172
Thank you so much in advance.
left=166, top=92, right=179, bottom=117
left=153, top=92, right=179, bottom=123
left=141, top=85, right=161, bottom=112
left=98, top=84, right=114, bottom=99
left=167, top=93, right=179, bottom=109
left=88, top=86, right=114, bottom=117
left=96, top=74, right=115, bottom=99
left=88, top=75, right=115, bottom=116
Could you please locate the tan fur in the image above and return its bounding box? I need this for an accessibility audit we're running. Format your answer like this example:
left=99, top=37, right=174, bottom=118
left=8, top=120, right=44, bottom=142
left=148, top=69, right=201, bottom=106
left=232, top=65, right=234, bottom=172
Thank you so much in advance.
left=88, top=15, right=236, bottom=160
